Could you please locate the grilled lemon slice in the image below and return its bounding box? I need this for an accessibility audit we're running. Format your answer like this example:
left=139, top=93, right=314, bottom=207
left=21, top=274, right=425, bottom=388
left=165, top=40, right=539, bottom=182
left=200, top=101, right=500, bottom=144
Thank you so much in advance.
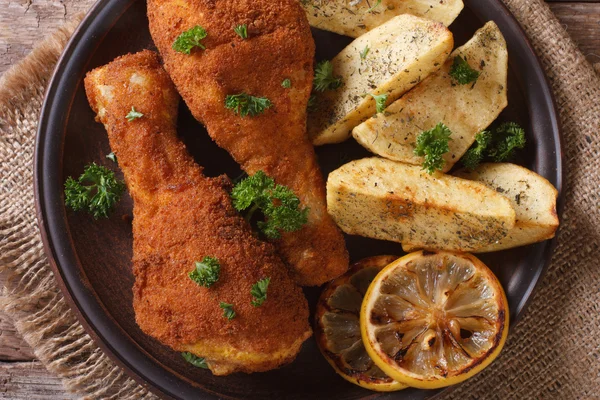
left=361, top=251, right=509, bottom=389
left=315, top=256, right=407, bottom=391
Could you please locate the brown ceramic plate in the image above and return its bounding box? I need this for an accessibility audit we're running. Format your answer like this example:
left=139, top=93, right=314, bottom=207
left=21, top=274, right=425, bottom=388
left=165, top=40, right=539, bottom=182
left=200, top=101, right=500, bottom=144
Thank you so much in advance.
left=35, top=0, right=563, bottom=399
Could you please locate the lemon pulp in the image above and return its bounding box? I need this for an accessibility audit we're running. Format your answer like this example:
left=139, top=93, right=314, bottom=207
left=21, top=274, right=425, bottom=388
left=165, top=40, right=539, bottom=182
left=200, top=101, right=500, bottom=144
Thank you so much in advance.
left=361, top=251, right=509, bottom=389
left=315, top=256, right=406, bottom=391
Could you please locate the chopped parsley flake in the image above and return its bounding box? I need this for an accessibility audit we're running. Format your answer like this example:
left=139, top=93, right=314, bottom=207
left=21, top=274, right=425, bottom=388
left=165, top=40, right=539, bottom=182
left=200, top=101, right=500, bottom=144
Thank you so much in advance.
left=414, top=122, right=453, bottom=174
left=367, top=0, right=381, bottom=13
left=449, top=56, right=480, bottom=85
left=106, top=152, right=117, bottom=163
left=181, top=352, right=209, bottom=368
left=250, top=278, right=271, bottom=307
left=360, top=45, right=370, bottom=60
left=219, top=302, right=236, bottom=320
left=314, top=60, right=342, bottom=92
left=367, top=93, right=388, bottom=114
left=225, top=93, right=272, bottom=117
left=189, top=256, right=221, bottom=288
left=172, top=26, right=208, bottom=54
left=234, top=24, right=248, bottom=39
left=126, top=107, right=143, bottom=121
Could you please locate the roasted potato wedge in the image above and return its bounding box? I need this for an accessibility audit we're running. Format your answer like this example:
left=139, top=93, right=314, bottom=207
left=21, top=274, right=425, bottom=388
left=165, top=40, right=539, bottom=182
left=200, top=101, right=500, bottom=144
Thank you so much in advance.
left=352, top=21, right=508, bottom=172
left=327, top=158, right=516, bottom=252
left=309, top=15, right=453, bottom=145
left=301, top=0, right=464, bottom=38
left=453, top=163, right=558, bottom=252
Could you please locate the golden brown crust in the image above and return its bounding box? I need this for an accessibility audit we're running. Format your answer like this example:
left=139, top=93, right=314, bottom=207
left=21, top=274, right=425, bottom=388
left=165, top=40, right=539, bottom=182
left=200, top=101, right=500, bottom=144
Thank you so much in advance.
left=147, top=0, right=349, bottom=286
left=84, top=50, right=311, bottom=375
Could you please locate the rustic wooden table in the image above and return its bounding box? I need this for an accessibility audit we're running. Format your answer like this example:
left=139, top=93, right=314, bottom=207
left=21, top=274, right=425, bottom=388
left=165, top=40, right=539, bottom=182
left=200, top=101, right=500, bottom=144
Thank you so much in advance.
left=0, top=0, right=598, bottom=398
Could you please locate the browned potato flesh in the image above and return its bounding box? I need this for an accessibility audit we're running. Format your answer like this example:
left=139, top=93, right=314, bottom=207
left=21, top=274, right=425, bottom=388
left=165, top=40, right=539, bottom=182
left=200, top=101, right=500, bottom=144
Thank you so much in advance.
left=301, top=0, right=464, bottom=38
left=309, top=14, right=453, bottom=145
left=453, top=163, right=559, bottom=252
left=352, top=21, right=508, bottom=172
left=327, top=158, right=516, bottom=252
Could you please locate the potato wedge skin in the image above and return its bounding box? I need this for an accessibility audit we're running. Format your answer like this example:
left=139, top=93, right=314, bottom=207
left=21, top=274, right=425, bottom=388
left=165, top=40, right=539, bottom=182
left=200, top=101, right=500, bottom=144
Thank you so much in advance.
left=352, top=21, right=508, bottom=172
left=327, top=158, right=515, bottom=252
left=454, top=163, right=559, bottom=252
left=309, top=15, right=453, bottom=146
left=301, top=0, right=464, bottom=38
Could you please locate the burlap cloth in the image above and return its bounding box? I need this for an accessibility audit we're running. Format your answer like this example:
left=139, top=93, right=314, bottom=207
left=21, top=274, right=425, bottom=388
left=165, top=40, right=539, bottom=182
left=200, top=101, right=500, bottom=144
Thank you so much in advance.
left=0, top=1, right=598, bottom=399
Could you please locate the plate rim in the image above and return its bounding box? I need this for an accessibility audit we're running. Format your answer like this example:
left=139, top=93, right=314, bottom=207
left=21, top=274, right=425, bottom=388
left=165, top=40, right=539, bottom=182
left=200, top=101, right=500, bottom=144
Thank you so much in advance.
left=33, top=0, right=564, bottom=399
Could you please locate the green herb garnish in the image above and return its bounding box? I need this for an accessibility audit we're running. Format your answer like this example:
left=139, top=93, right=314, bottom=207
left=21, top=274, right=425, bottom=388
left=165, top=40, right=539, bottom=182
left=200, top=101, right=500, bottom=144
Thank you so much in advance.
left=234, top=24, right=248, bottom=39
left=314, top=60, right=342, bottom=92
left=461, top=131, right=492, bottom=170
left=414, top=123, right=453, bottom=174
left=281, top=78, right=292, bottom=89
left=106, top=152, right=117, bottom=163
left=189, top=256, right=221, bottom=288
left=231, top=171, right=309, bottom=239
left=487, top=122, right=526, bottom=162
left=225, top=93, right=272, bottom=117
left=250, top=278, right=271, bottom=307
left=359, top=45, right=370, bottom=60
left=172, top=26, right=208, bottom=54
left=181, top=352, right=209, bottom=368
left=367, top=0, right=381, bottom=13
left=449, top=56, right=480, bottom=85
left=219, top=302, right=236, bottom=320
left=126, top=107, right=143, bottom=121
left=367, top=93, right=388, bottom=114
left=64, top=163, right=125, bottom=219
left=460, top=122, right=526, bottom=169
left=307, top=94, right=317, bottom=112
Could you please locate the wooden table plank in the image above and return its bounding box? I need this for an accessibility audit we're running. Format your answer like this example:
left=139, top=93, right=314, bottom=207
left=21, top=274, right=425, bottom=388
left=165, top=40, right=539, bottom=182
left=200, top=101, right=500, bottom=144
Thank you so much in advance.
left=549, top=3, right=600, bottom=66
left=0, top=361, right=77, bottom=399
left=0, top=316, right=35, bottom=361
left=0, top=0, right=93, bottom=74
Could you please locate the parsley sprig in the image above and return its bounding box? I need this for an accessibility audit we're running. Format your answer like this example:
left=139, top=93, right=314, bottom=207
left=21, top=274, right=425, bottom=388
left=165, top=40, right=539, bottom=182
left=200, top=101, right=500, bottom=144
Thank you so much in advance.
left=460, top=122, right=526, bottom=169
left=367, top=93, right=388, bottom=114
left=173, top=26, right=208, bottom=54
left=219, top=302, right=236, bottom=320
left=307, top=95, right=317, bottom=111
left=414, top=123, right=453, bottom=174
left=64, top=163, right=125, bottom=219
left=126, top=107, right=143, bottom=121
left=250, top=278, right=270, bottom=307
left=313, top=60, right=342, bottom=92
left=449, top=56, right=480, bottom=85
left=231, top=171, right=309, bottom=239
left=106, top=152, right=117, bottom=163
left=234, top=24, right=248, bottom=39
left=189, top=256, right=221, bottom=288
left=181, top=352, right=209, bottom=368
left=281, top=78, right=291, bottom=89
left=461, top=131, right=492, bottom=170
left=359, top=45, right=370, bottom=60
left=366, top=0, right=381, bottom=13
left=225, top=93, right=272, bottom=117
left=487, top=122, right=526, bottom=162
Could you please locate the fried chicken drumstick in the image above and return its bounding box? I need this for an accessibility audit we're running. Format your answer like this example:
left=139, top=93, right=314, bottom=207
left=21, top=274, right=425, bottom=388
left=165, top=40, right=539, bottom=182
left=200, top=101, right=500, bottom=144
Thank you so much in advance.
left=147, top=0, right=349, bottom=286
left=84, top=50, right=311, bottom=375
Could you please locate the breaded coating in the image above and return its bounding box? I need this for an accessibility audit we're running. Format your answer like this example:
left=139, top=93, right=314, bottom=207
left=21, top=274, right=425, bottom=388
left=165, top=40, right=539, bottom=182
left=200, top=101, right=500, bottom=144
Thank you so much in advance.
left=147, top=0, right=349, bottom=286
left=84, top=50, right=311, bottom=375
